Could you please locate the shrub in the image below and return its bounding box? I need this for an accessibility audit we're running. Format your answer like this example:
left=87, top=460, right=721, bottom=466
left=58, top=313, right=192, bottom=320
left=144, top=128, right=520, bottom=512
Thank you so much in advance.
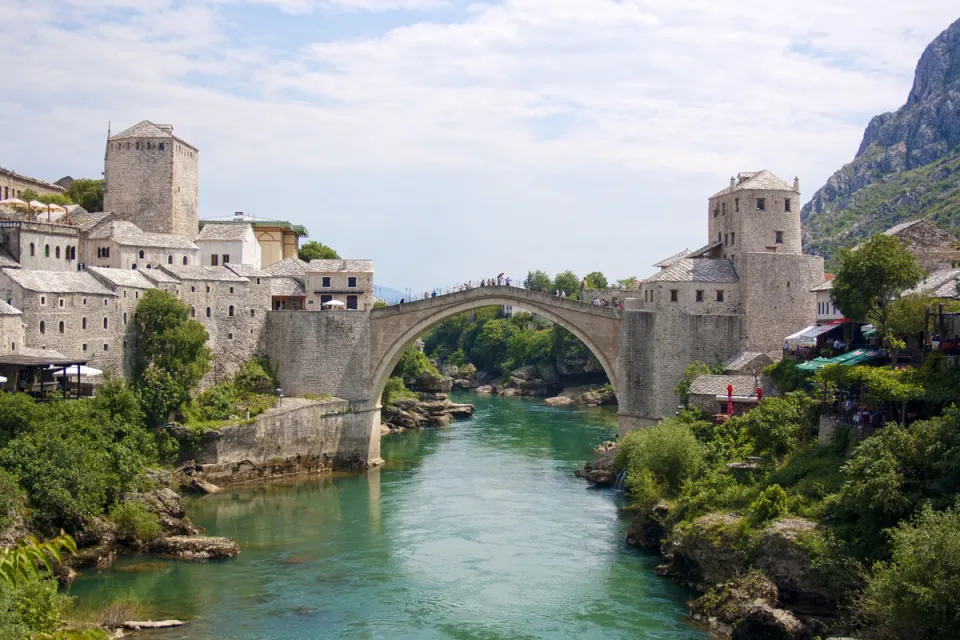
left=0, top=471, right=22, bottom=531
left=738, top=394, right=818, bottom=459
left=675, top=361, right=724, bottom=405
left=191, top=383, right=239, bottom=422
left=234, top=358, right=276, bottom=395
left=749, top=484, right=789, bottom=523
left=393, top=348, right=440, bottom=381
left=670, top=466, right=750, bottom=525
left=98, top=592, right=144, bottom=629
left=382, top=377, right=416, bottom=406
left=763, top=358, right=812, bottom=393
left=861, top=504, right=960, bottom=639
left=615, top=418, right=704, bottom=501
left=110, top=502, right=161, bottom=545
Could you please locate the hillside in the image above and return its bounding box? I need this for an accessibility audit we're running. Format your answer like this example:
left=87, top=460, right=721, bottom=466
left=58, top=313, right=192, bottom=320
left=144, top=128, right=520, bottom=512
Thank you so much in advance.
left=802, top=17, right=960, bottom=264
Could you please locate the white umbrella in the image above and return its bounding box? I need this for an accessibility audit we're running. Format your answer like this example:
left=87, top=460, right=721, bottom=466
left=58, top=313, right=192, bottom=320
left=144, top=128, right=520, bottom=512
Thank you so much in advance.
left=51, top=365, right=103, bottom=378
left=28, top=200, right=47, bottom=209
left=0, top=376, right=7, bottom=384
left=0, top=198, right=26, bottom=205
left=322, top=300, right=346, bottom=308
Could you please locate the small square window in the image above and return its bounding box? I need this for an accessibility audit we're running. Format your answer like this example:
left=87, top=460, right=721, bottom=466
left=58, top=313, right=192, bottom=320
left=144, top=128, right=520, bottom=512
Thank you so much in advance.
left=695, top=290, right=704, bottom=303
left=348, top=277, right=357, bottom=288
left=716, top=290, right=725, bottom=302
left=322, top=277, right=331, bottom=288
left=228, top=332, right=234, bottom=340
left=670, top=290, right=678, bottom=302
left=58, top=299, right=64, bottom=307
left=775, top=231, right=784, bottom=244
left=757, top=198, right=766, bottom=211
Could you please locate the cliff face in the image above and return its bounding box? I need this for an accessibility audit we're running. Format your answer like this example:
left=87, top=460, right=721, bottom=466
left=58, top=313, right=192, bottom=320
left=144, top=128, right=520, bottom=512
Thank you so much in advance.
left=802, top=17, right=960, bottom=263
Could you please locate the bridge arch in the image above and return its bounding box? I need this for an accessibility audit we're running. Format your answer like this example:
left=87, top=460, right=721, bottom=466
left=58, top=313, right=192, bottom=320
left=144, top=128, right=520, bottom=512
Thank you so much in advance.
left=368, top=287, right=622, bottom=407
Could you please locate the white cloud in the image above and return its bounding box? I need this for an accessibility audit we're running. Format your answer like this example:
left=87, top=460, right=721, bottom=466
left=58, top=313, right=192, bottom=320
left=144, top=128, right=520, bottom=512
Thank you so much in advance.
left=1, top=0, right=958, bottom=288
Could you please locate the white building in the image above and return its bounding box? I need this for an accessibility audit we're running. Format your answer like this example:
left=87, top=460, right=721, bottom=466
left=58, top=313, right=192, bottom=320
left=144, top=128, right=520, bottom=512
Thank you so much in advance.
left=812, top=279, right=843, bottom=322
left=195, top=223, right=261, bottom=269
left=303, top=259, right=374, bottom=311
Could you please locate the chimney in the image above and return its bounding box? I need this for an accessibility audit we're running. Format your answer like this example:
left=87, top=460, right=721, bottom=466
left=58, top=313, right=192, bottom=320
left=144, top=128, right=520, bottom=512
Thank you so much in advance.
left=730, top=176, right=736, bottom=187
left=793, top=177, right=800, bottom=192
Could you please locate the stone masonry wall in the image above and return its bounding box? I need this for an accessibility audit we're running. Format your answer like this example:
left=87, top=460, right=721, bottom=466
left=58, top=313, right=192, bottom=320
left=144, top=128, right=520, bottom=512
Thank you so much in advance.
left=0, top=224, right=81, bottom=272
left=104, top=140, right=176, bottom=236
left=265, top=310, right=372, bottom=401
left=0, top=314, right=24, bottom=355
left=171, top=143, right=199, bottom=240
left=741, top=252, right=823, bottom=353
left=0, top=169, right=65, bottom=199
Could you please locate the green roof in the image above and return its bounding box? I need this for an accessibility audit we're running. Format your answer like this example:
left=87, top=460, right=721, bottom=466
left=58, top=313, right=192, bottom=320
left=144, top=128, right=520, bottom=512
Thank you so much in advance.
left=794, top=349, right=882, bottom=371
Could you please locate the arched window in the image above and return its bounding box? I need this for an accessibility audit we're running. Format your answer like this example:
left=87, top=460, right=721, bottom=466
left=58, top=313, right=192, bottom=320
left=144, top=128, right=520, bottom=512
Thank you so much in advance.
left=131, top=263, right=137, bottom=270
left=55, top=247, right=60, bottom=259
left=168, top=255, right=173, bottom=264
left=228, top=305, right=234, bottom=317
left=139, top=250, right=144, bottom=259
left=39, top=321, right=45, bottom=334
left=44, top=245, right=49, bottom=257
left=103, top=317, right=108, bottom=329
left=182, top=256, right=188, bottom=265
left=97, top=247, right=102, bottom=258
left=71, top=247, right=76, bottom=260
left=58, top=321, right=64, bottom=334
left=191, top=307, right=196, bottom=317
left=206, top=307, right=211, bottom=318
left=29, top=243, right=34, bottom=256
left=82, top=318, right=87, bottom=330
left=146, top=264, right=152, bottom=269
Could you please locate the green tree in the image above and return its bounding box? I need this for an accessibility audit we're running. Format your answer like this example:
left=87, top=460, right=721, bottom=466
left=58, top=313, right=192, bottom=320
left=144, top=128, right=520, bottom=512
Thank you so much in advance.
left=471, top=318, right=517, bottom=371
left=133, top=290, right=211, bottom=425
left=298, top=241, right=340, bottom=261
left=552, top=271, right=580, bottom=298
left=523, top=270, right=551, bottom=293
left=18, top=190, right=38, bottom=203
left=614, top=418, right=704, bottom=501
left=584, top=271, right=608, bottom=289
left=675, top=361, right=723, bottom=405
left=64, top=179, right=103, bottom=212
left=616, top=277, right=639, bottom=289
left=36, top=194, right=72, bottom=206
left=830, top=234, right=924, bottom=339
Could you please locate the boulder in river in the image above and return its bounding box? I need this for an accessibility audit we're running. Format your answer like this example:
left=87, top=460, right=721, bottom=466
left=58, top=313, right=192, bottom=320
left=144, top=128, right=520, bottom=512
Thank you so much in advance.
left=545, top=395, right=574, bottom=407
left=731, top=604, right=807, bottom=640
left=148, top=535, right=240, bottom=560
left=689, top=570, right=779, bottom=632
left=574, top=447, right=618, bottom=486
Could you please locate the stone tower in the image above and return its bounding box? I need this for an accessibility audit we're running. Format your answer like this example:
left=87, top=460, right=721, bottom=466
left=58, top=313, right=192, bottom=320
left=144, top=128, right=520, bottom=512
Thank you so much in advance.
left=103, top=121, right=198, bottom=240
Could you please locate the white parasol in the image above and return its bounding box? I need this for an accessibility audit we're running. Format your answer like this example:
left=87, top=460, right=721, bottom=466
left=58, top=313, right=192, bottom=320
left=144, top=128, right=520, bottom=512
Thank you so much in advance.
left=322, top=300, right=346, bottom=308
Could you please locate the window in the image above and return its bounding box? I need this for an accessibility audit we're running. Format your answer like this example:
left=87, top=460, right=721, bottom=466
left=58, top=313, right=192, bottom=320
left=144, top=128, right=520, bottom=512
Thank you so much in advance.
left=103, top=317, right=108, bottom=329
left=123, top=312, right=127, bottom=324
left=716, top=290, right=725, bottom=302
left=250, top=309, right=255, bottom=317
left=735, top=198, right=739, bottom=212
left=104, top=247, right=110, bottom=258
left=103, top=343, right=109, bottom=352
left=191, top=307, right=196, bottom=317
left=123, top=290, right=127, bottom=298
left=775, top=231, right=784, bottom=244
left=228, top=332, right=234, bottom=340
left=717, top=232, right=721, bottom=243
left=229, top=287, right=234, bottom=294
left=40, top=296, right=45, bottom=305
left=784, top=198, right=791, bottom=212
left=182, top=256, right=188, bottom=265
left=206, top=286, right=210, bottom=293
left=131, top=263, right=137, bottom=270
left=146, top=264, right=152, bottom=269
left=222, top=254, right=230, bottom=264
left=82, top=298, right=87, bottom=305
left=58, top=321, right=64, bottom=334
left=191, top=286, right=196, bottom=292
left=206, top=307, right=211, bottom=318
left=347, top=295, right=358, bottom=310
left=159, top=143, right=165, bottom=151
left=722, top=202, right=727, bottom=215
left=320, top=294, right=333, bottom=306
left=82, top=318, right=86, bottom=330
left=695, top=290, right=704, bottom=303
left=55, top=246, right=61, bottom=259
left=228, top=305, right=235, bottom=317
left=256, top=278, right=261, bottom=285
left=731, top=232, right=735, bottom=245
left=139, top=250, right=144, bottom=259
left=39, top=321, right=45, bottom=334
left=322, top=277, right=331, bottom=288
left=58, top=298, right=64, bottom=308
left=713, top=207, right=719, bottom=218
left=104, top=298, right=108, bottom=306
left=211, top=255, right=219, bottom=266
left=757, top=198, right=766, bottom=211
left=44, top=245, right=49, bottom=257
left=670, top=290, right=678, bottom=302
left=82, top=344, right=87, bottom=352
left=29, top=243, right=34, bottom=257
left=168, top=255, right=173, bottom=264
left=724, top=233, right=728, bottom=246
left=348, top=277, right=357, bottom=288
left=135, top=291, right=139, bottom=299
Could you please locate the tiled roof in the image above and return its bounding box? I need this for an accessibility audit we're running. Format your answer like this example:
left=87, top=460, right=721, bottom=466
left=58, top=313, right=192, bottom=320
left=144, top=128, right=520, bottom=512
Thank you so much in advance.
left=688, top=242, right=723, bottom=259
left=0, top=251, right=19, bottom=269
left=226, top=264, right=270, bottom=278
left=909, top=267, right=960, bottom=299
left=196, top=224, right=253, bottom=242
left=722, top=352, right=766, bottom=373
left=110, top=121, right=173, bottom=140
left=140, top=269, right=181, bottom=285
left=0, top=269, right=115, bottom=295
left=653, top=249, right=692, bottom=269
left=70, top=211, right=112, bottom=232
left=87, top=221, right=198, bottom=249
left=304, top=259, right=374, bottom=273
left=0, top=300, right=22, bottom=316
left=883, top=219, right=927, bottom=237
left=263, top=257, right=309, bottom=277
left=710, top=170, right=796, bottom=198
left=689, top=374, right=778, bottom=398
left=87, top=267, right=156, bottom=290
left=811, top=279, right=834, bottom=292
left=644, top=258, right=739, bottom=283
left=160, top=265, right=248, bottom=282
left=199, top=215, right=308, bottom=237
left=270, top=276, right=305, bottom=297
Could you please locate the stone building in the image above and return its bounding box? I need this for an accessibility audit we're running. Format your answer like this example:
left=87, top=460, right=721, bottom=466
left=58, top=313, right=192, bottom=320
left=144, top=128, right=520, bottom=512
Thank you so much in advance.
left=0, top=269, right=121, bottom=372
left=103, top=121, right=199, bottom=240
left=86, top=268, right=157, bottom=377
left=263, top=257, right=308, bottom=310
left=883, top=219, right=960, bottom=273
left=195, top=223, right=261, bottom=268
left=82, top=219, right=198, bottom=270
left=198, top=213, right=305, bottom=268
left=303, top=259, right=374, bottom=311
left=0, top=221, right=80, bottom=271
left=0, top=300, right=24, bottom=356
left=0, top=168, right=66, bottom=201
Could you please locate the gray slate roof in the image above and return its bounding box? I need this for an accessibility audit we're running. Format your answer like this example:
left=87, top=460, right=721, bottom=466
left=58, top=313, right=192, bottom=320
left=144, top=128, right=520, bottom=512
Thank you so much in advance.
left=226, top=264, right=270, bottom=278
left=196, top=224, right=253, bottom=242
left=722, top=352, right=766, bottom=373
left=0, top=251, right=19, bottom=269
left=270, top=277, right=306, bottom=297
left=140, top=269, right=181, bottom=285
left=160, top=265, right=248, bottom=282
left=88, top=221, right=198, bottom=250
left=305, top=259, right=374, bottom=273
left=710, top=170, right=796, bottom=198
left=644, top=258, right=739, bottom=283
left=909, top=267, right=960, bottom=299
left=0, top=300, right=22, bottom=316
left=110, top=121, right=173, bottom=140
left=883, top=219, right=927, bottom=237
left=689, top=374, right=778, bottom=398
left=811, top=279, right=834, bottom=292
left=70, top=211, right=112, bottom=232
left=87, top=267, right=156, bottom=290
left=653, top=249, right=692, bottom=269
left=1, top=269, right=115, bottom=295
left=263, top=257, right=309, bottom=277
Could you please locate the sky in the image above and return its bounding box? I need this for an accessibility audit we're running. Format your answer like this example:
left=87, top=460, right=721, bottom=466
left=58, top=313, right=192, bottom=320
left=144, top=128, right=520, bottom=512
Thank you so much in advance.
left=1, top=1, right=958, bottom=293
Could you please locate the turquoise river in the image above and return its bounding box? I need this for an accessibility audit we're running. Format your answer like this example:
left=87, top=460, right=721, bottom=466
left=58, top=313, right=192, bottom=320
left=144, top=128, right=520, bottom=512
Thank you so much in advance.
left=69, top=394, right=707, bottom=639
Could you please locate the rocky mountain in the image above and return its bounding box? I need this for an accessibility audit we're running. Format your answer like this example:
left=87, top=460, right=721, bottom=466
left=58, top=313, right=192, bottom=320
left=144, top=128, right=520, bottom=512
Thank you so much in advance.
left=802, top=17, right=960, bottom=263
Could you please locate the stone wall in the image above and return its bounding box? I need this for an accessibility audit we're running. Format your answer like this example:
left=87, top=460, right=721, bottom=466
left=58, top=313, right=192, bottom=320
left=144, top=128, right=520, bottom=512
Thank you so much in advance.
left=0, top=169, right=65, bottom=199
left=0, top=223, right=80, bottom=272
left=741, top=252, right=823, bottom=353
left=185, top=398, right=382, bottom=482
left=171, top=142, right=199, bottom=241
left=81, top=240, right=198, bottom=270
left=265, top=310, right=372, bottom=401
left=0, top=313, right=24, bottom=356
left=708, top=185, right=802, bottom=264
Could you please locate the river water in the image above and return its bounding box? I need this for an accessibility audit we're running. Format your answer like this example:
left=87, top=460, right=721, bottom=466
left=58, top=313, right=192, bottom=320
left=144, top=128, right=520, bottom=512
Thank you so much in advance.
left=69, top=395, right=705, bottom=639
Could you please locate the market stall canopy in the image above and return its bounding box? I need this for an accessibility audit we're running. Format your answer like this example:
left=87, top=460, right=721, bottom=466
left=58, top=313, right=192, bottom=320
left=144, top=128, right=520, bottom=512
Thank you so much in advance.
left=785, top=322, right=844, bottom=347
left=795, top=349, right=882, bottom=372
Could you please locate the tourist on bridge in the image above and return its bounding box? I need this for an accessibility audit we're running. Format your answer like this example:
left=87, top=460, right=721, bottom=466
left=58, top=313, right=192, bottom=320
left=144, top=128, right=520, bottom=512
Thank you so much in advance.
left=505, top=277, right=511, bottom=286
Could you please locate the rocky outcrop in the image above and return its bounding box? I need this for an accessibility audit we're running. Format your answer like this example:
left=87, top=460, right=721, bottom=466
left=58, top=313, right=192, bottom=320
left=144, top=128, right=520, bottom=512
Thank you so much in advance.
left=802, top=17, right=960, bottom=259
left=126, top=487, right=199, bottom=537
left=625, top=502, right=670, bottom=549
left=574, top=386, right=617, bottom=407
left=574, top=446, right=618, bottom=487
left=545, top=395, right=574, bottom=407
left=381, top=399, right=475, bottom=432
left=753, top=519, right=839, bottom=615
left=148, top=535, right=240, bottom=560
left=690, top=570, right=779, bottom=632
left=731, top=604, right=808, bottom=640
left=659, top=513, right=747, bottom=586
left=409, top=371, right=453, bottom=393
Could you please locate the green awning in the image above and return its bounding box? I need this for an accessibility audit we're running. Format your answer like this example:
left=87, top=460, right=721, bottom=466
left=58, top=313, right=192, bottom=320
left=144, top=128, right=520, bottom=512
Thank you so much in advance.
left=793, top=349, right=882, bottom=371
left=796, top=358, right=831, bottom=371
left=843, top=350, right=882, bottom=366
left=862, top=324, right=879, bottom=338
